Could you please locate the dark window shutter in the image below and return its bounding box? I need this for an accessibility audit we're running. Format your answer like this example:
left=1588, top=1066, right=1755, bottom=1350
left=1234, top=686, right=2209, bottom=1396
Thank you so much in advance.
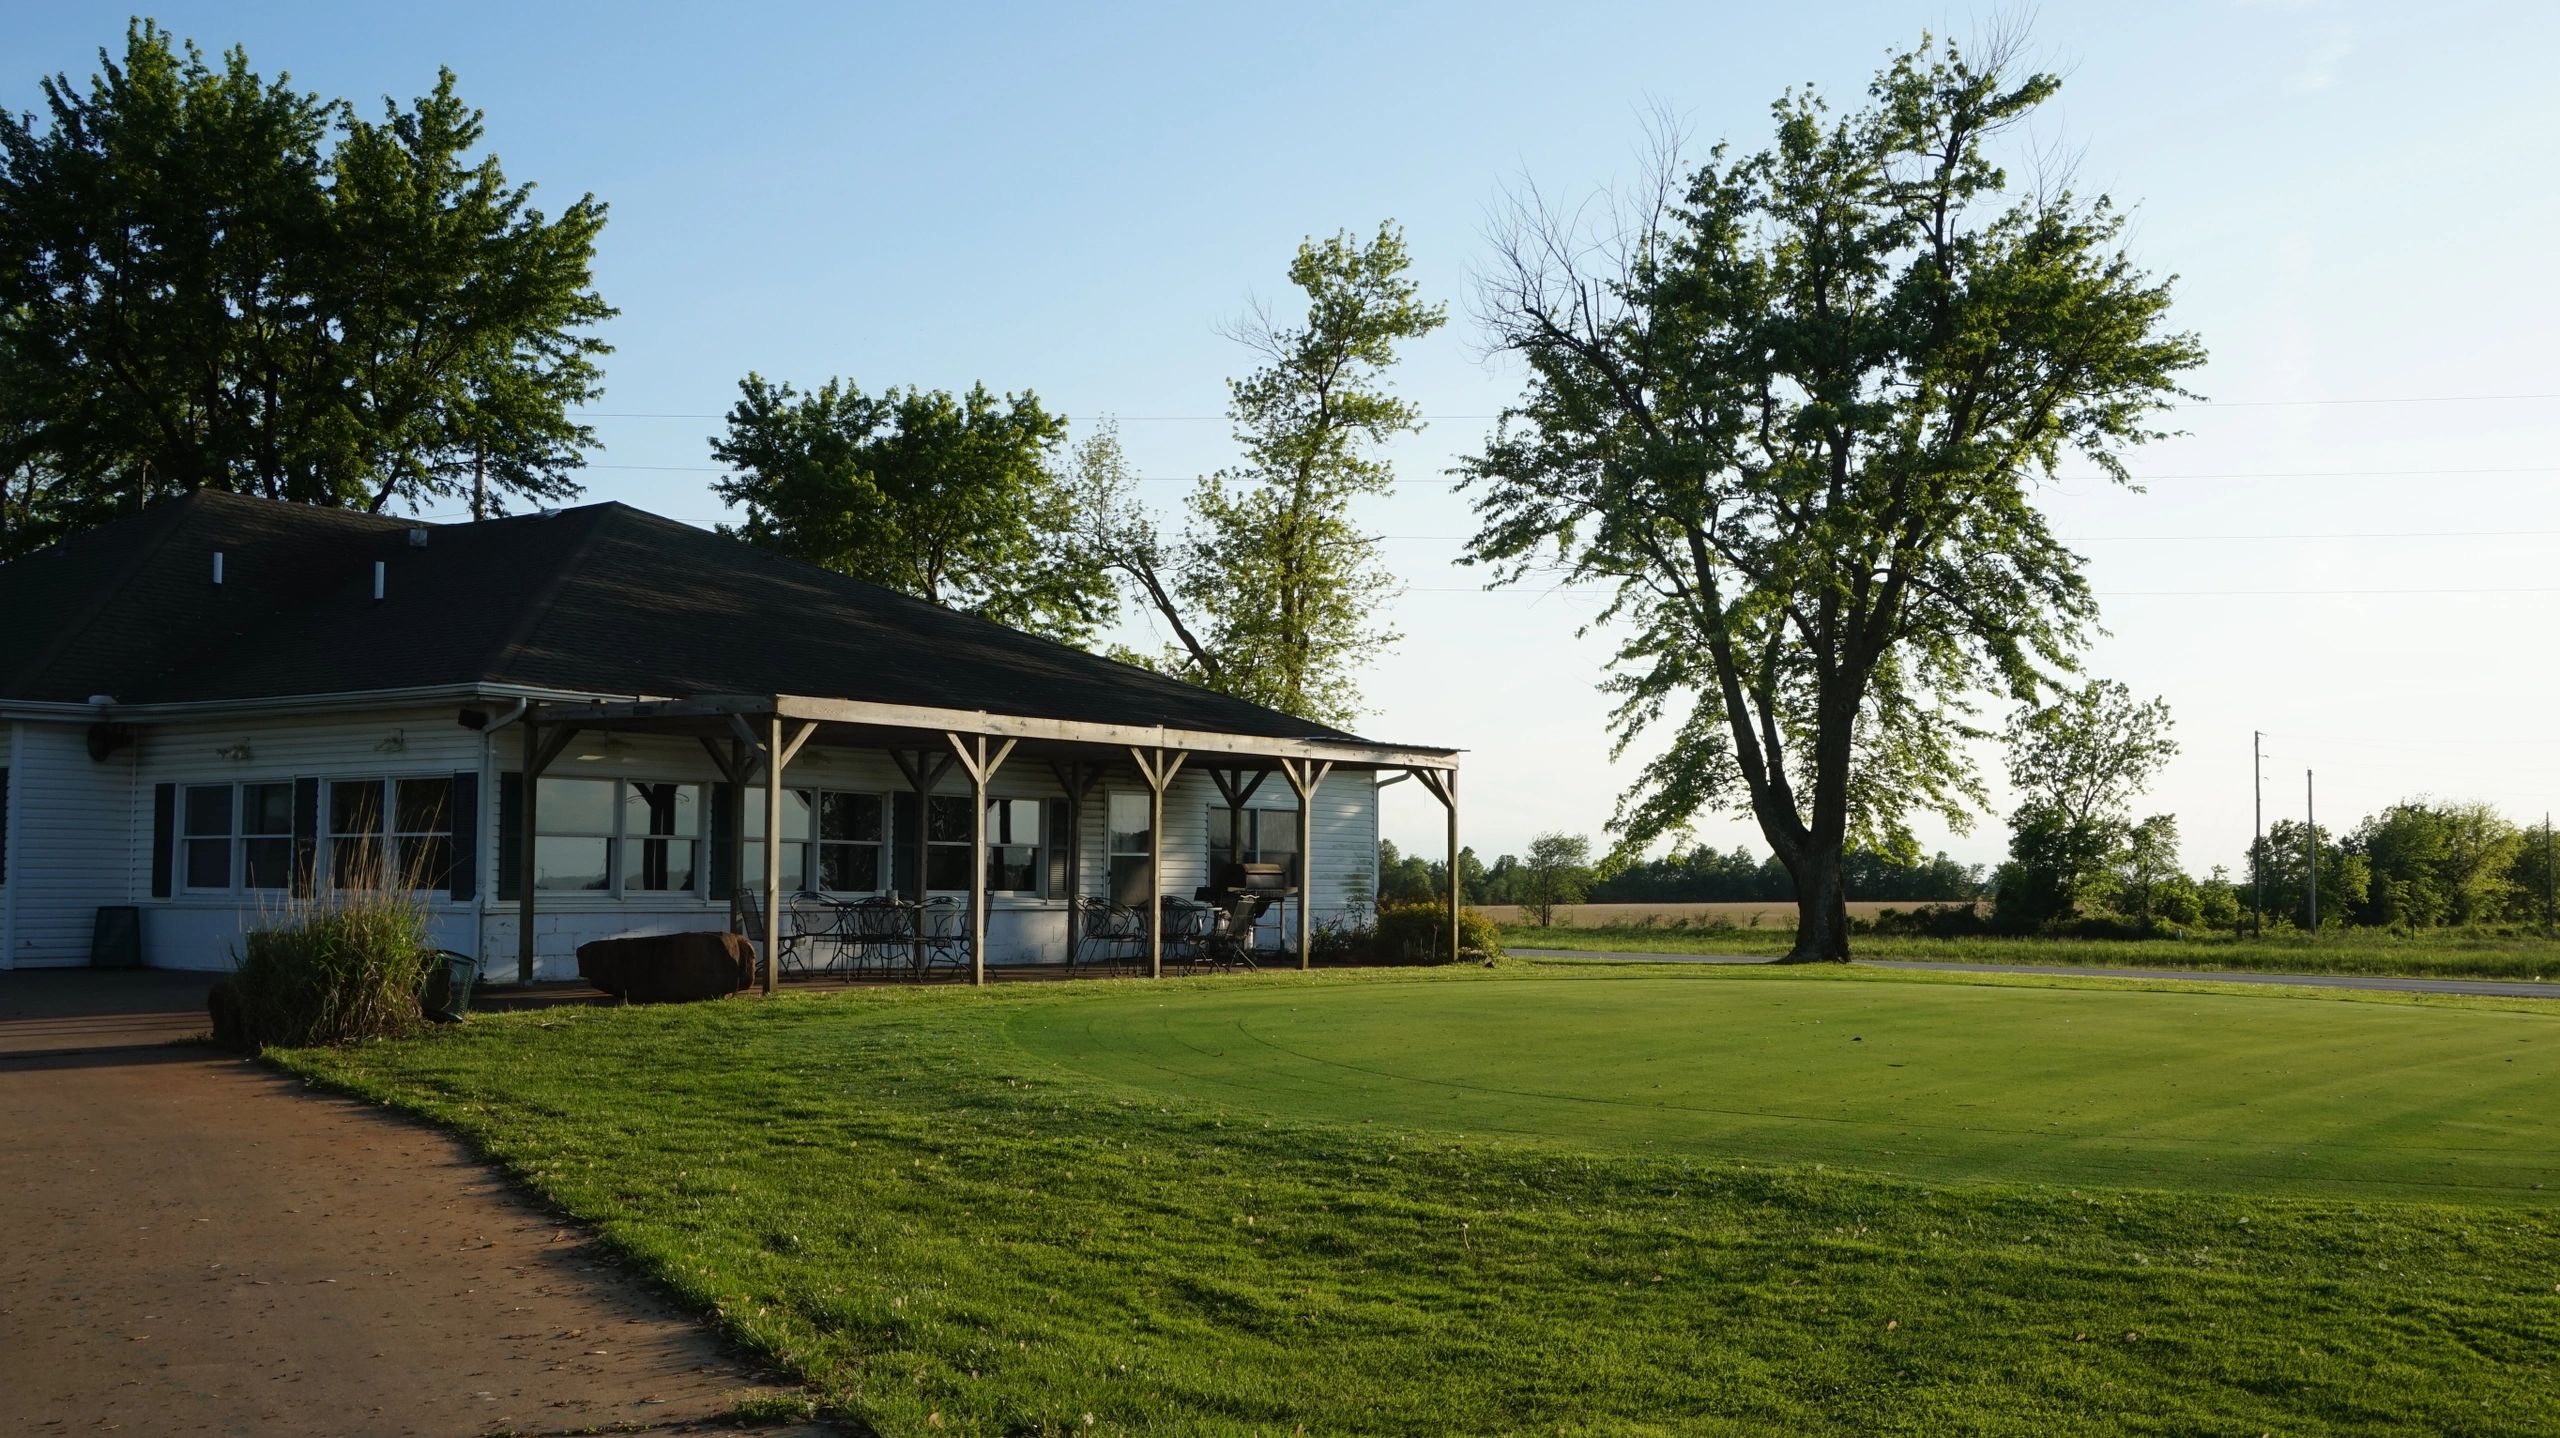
left=708, top=781, right=738, bottom=900
left=447, top=771, right=479, bottom=901
left=150, top=783, right=176, bottom=898
left=0, top=766, right=10, bottom=888
left=496, top=772, right=523, bottom=902
left=1047, top=797, right=1070, bottom=899
left=290, top=777, right=320, bottom=897
left=892, top=790, right=919, bottom=898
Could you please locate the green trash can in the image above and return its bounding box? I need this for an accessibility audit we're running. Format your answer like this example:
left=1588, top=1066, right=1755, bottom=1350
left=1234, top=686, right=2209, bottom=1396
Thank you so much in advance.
left=422, top=950, right=479, bottom=1024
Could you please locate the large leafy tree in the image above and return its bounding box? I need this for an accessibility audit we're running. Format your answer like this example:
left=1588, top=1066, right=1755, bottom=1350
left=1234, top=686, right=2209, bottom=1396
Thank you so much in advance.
left=1459, top=36, right=2204, bottom=960
left=0, top=22, right=610, bottom=554
left=1996, top=679, right=2177, bottom=924
left=710, top=375, right=1113, bottom=647
left=1083, top=224, right=1442, bottom=724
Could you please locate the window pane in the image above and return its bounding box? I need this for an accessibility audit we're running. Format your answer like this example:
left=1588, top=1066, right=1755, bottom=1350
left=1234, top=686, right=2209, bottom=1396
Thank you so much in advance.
left=330, top=840, right=379, bottom=891
left=741, top=840, right=810, bottom=891
left=184, top=785, right=234, bottom=837
left=536, top=777, right=616, bottom=834
left=1257, top=813, right=1297, bottom=857
left=1208, top=806, right=1238, bottom=869
left=330, top=780, right=383, bottom=836
left=534, top=835, right=611, bottom=891
left=927, top=795, right=973, bottom=843
left=989, top=798, right=1040, bottom=846
left=623, top=782, right=699, bottom=839
left=989, top=845, right=1039, bottom=893
left=243, top=837, right=292, bottom=891
left=925, top=843, right=972, bottom=891
left=395, top=777, right=454, bottom=834
left=820, top=791, right=882, bottom=842
left=628, top=838, right=695, bottom=892
left=243, top=783, right=294, bottom=837
left=1107, top=793, right=1152, bottom=855
left=185, top=837, right=231, bottom=889
left=743, top=789, right=813, bottom=842
left=1109, top=854, right=1151, bottom=906
left=819, top=843, right=879, bottom=893
left=397, top=835, right=455, bottom=892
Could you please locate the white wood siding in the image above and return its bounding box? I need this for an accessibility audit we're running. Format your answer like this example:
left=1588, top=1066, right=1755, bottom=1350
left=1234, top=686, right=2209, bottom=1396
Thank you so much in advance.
left=7, top=721, right=139, bottom=967
left=129, top=708, right=483, bottom=970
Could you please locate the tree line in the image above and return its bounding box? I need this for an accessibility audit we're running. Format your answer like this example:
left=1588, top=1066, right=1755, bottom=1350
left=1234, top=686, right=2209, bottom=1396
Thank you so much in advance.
left=1376, top=833, right=1982, bottom=918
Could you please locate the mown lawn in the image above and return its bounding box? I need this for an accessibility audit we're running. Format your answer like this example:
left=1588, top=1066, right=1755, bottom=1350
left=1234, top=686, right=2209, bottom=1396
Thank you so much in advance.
left=1502, top=923, right=2560, bottom=981
left=276, top=967, right=2560, bottom=1436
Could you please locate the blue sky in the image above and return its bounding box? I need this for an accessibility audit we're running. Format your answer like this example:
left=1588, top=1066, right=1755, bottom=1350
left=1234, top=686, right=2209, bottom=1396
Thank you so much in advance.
left=10, top=2, right=2558, bottom=870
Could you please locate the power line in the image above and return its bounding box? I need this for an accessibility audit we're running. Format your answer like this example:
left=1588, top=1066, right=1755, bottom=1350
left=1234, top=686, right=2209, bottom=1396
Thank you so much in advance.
left=576, top=460, right=2560, bottom=487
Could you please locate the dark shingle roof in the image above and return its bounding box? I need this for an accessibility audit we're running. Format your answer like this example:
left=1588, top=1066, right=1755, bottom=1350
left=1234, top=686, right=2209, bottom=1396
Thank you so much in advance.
left=0, top=490, right=1363, bottom=743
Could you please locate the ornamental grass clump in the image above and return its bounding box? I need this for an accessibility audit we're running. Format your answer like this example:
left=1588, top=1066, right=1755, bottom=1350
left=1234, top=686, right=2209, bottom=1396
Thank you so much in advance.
left=214, top=842, right=437, bottom=1049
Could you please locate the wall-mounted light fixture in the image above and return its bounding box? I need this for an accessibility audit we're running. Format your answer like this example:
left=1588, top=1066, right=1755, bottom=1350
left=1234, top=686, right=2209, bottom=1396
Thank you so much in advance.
left=214, top=740, right=255, bottom=762
left=375, top=729, right=408, bottom=753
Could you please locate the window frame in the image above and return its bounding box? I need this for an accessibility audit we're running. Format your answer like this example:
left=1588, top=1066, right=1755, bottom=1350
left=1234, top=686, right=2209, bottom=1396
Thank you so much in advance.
left=983, top=795, right=1045, bottom=898
left=326, top=775, right=457, bottom=894
left=814, top=789, right=888, bottom=896
left=1106, top=789, right=1154, bottom=907
left=174, top=780, right=298, bottom=896
left=180, top=782, right=238, bottom=894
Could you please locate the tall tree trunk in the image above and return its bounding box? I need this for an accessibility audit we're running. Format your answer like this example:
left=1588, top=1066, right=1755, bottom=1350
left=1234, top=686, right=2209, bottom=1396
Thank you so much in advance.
left=1782, top=845, right=1853, bottom=963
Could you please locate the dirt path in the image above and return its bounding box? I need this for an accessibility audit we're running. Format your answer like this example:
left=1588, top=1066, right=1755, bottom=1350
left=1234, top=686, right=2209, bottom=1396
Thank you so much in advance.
left=1516, top=948, right=2560, bottom=998
left=0, top=972, right=829, bottom=1437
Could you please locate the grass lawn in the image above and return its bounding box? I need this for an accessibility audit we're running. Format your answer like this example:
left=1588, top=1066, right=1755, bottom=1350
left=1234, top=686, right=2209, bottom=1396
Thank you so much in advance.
left=1502, top=922, right=2560, bottom=981
left=277, top=966, right=2560, bottom=1436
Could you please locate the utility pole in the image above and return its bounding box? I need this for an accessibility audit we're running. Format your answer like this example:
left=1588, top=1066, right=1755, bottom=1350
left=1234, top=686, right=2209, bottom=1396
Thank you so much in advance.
left=2304, top=769, right=2317, bottom=933
left=2251, top=730, right=2265, bottom=938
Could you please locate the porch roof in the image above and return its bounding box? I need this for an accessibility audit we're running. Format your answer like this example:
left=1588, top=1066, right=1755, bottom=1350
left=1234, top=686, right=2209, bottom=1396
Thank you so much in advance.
left=529, top=692, right=1460, bottom=773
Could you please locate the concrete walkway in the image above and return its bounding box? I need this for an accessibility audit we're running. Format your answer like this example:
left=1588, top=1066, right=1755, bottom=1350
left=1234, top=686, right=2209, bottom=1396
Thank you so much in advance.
left=0, top=970, right=830, bottom=1437
left=1514, top=948, right=2560, bottom=999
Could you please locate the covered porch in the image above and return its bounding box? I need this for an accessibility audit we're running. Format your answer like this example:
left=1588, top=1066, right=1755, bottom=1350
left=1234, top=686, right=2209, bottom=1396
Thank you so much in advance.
left=511, top=692, right=1462, bottom=989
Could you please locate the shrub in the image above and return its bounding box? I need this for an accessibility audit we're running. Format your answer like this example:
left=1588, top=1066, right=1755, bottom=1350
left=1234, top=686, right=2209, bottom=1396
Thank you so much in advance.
left=222, top=884, right=437, bottom=1049
left=1312, top=902, right=1505, bottom=965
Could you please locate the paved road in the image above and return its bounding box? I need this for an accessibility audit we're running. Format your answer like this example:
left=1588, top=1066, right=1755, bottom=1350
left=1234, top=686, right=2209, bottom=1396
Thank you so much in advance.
left=1513, top=948, right=2560, bottom=999
left=0, top=970, right=831, bottom=1437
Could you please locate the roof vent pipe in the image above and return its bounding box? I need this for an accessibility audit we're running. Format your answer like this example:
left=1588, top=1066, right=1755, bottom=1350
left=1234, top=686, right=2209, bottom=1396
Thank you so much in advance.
left=211, top=550, right=224, bottom=586
left=372, top=560, right=386, bottom=603
left=407, top=527, right=429, bottom=548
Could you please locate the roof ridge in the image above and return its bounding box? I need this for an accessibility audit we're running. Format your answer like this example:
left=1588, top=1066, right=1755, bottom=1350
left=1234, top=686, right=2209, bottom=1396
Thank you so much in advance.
left=475, top=504, right=624, bottom=688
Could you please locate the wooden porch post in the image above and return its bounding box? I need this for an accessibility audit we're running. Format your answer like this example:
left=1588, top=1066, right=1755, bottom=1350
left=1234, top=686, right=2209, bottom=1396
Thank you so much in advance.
left=1280, top=758, right=1330, bottom=970
left=755, top=716, right=818, bottom=995
left=517, top=715, right=540, bottom=984
left=1128, top=746, right=1187, bottom=978
left=762, top=714, right=785, bottom=995
left=946, top=733, right=1016, bottom=987
left=515, top=713, right=577, bottom=984
left=1412, top=766, right=1461, bottom=964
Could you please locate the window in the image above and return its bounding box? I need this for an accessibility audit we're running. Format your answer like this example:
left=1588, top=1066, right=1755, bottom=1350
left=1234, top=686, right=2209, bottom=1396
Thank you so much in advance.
left=622, top=782, right=700, bottom=892
left=328, top=777, right=453, bottom=891
left=925, top=795, right=974, bottom=891
left=393, top=777, right=456, bottom=891
left=817, top=792, right=884, bottom=892
left=531, top=777, right=709, bottom=896
left=986, top=797, right=1043, bottom=894
left=183, top=784, right=236, bottom=891
left=241, top=782, right=293, bottom=890
left=1107, top=791, right=1153, bottom=906
left=1208, top=807, right=1298, bottom=878
left=534, top=776, right=616, bottom=892
left=742, top=787, right=814, bottom=892
left=176, top=782, right=295, bottom=894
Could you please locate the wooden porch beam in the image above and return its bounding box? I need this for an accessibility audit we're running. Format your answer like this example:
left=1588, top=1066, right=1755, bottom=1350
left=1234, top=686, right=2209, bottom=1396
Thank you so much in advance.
left=1280, top=758, right=1332, bottom=971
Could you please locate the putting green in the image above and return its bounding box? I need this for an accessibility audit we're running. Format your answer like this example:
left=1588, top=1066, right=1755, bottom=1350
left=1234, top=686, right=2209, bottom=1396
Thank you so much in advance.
left=1002, top=972, right=2560, bottom=1203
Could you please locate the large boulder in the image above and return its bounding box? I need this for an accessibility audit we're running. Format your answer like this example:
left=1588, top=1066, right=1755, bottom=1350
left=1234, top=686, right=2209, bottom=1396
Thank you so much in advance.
left=576, top=931, right=756, bottom=1004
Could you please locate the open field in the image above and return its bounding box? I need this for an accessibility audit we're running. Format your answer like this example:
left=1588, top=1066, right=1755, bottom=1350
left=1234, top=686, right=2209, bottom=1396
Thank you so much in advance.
left=1476, top=900, right=1925, bottom=927
left=1503, top=919, right=2560, bottom=981
left=278, top=967, right=2560, bottom=1435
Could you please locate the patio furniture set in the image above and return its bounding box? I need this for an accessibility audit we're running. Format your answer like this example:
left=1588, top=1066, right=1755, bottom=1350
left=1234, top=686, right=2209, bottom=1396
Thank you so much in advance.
left=734, top=889, right=1280, bottom=980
